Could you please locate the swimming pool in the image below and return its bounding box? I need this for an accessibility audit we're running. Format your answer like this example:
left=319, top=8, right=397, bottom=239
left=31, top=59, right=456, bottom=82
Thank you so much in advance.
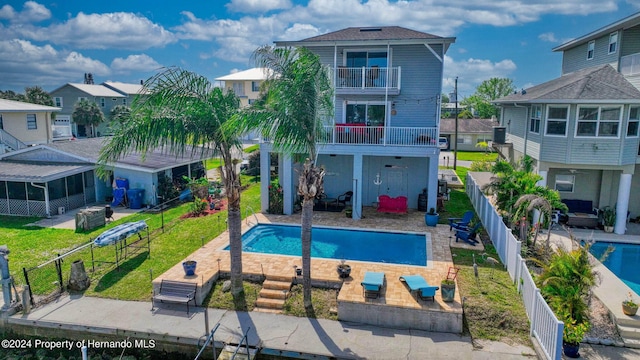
left=589, top=241, right=640, bottom=296
left=229, top=223, right=428, bottom=266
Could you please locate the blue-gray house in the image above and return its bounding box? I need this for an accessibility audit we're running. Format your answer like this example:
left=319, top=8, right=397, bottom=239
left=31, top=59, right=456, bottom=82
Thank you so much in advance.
left=259, top=26, right=455, bottom=218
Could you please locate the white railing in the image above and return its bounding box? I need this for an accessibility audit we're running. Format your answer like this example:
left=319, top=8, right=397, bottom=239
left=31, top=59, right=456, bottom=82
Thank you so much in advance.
left=320, top=125, right=437, bottom=147
left=621, top=53, right=640, bottom=76
left=335, top=66, right=400, bottom=90
left=52, top=124, right=73, bottom=139
left=466, top=173, right=563, bottom=360
left=0, top=129, right=27, bottom=151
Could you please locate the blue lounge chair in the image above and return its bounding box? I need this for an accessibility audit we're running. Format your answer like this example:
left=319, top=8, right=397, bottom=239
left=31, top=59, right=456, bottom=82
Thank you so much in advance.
left=455, top=223, right=481, bottom=245
left=448, top=210, right=474, bottom=231
left=361, top=271, right=385, bottom=299
left=399, top=275, right=439, bottom=302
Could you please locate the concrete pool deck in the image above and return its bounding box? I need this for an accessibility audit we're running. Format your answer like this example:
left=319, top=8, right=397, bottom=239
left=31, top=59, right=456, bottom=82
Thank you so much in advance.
left=152, top=207, right=482, bottom=334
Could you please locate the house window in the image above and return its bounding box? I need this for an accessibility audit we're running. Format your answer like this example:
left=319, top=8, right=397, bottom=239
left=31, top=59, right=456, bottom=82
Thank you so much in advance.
left=248, top=99, right=255, bottom=105
left=587, top=40, right=595, bottom=60
left=232, top=83, right=244, bottom=96
left=576, top=105, right=621, bottom=137
left=0, top=114, right=3, bottom=129
left=457, top=135, right=471, bottom=144
left=530, top=105, right=541, bottom=134
left=251, top=81, right=260, bottom=92
left=122, top=98, right=127, bottom=106
left=609, top=32, right=618, bottom=54
left=345, top=102, right=386, bottom=126
left=27, top=114, right=37, bottom=130
left=54, top=97, right=63, bottom=107
left=555, top=174, right=575, bottom=193
left=545, top=106, right=569, bottom=136
left=78, top=97, right=87, bottom=102
left=628, top=106, right=640, bottom=137
left=100, top=98, right=105, bottom=107
left=112, top=98, right=117, bottom=102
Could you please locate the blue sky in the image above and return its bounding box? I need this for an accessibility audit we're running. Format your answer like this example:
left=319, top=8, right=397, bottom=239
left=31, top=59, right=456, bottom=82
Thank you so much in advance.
left=1, top=0, right=640, bottom=98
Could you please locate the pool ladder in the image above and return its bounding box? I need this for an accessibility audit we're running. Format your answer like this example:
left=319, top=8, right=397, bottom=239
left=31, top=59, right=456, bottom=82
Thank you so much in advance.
left=245, top=206, right=259, bottom=227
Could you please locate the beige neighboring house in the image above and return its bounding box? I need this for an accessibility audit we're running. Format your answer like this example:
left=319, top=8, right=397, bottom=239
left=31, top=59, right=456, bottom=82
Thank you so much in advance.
left=215, top=67, right=271, bottom=107
left=439, top=118, right=499, bottom=151
left=0, top=98, right=62, bottom=153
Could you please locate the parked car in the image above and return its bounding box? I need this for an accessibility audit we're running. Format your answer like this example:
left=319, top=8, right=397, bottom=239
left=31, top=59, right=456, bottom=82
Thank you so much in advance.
left=438, top=137, right=449, bottom=150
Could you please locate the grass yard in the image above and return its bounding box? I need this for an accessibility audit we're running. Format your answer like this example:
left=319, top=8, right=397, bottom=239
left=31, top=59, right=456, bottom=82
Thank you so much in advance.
left=454, top=151, right=498, bottom=162
left=283, top=285, right=339, bottom=320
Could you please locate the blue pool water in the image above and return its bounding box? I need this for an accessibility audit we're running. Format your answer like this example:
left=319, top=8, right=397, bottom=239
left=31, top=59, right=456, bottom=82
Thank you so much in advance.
left=228, top=224, right=427, bottom=266
left=589, top=241, right=640, bottom=296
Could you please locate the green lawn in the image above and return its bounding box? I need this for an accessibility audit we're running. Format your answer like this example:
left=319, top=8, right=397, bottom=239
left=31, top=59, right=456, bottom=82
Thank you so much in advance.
left=452, top=151, right=498, bottom=162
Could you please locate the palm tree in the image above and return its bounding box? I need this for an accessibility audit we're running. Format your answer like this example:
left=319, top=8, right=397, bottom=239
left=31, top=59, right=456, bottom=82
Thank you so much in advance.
left=243, top=46, right=333, bottom=309
left=98, top=67, right=246, bottom=296
left=72, top=99, right=104, bottom=137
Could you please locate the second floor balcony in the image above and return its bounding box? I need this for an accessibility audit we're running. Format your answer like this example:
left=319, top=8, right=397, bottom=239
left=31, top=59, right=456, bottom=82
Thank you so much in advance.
left=319, top=124, right=437, bottom=147
left=621, top=52, right=640, bottom=76
left=334, top=66, right=401, bottom=95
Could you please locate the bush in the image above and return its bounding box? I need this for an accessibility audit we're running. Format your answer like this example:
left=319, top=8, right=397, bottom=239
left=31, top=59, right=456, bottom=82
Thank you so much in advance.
left=470, top=159, right=494, bottom=172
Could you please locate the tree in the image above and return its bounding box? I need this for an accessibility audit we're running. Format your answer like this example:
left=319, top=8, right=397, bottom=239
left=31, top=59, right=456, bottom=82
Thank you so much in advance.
left=109, top=105, right=132, bottom=133
left=463, top=78, right=515, bottom=118
left=98, top=67, right=246, bottom=296
left=243, top=46, right=333, bottom=309
left=72, top=99, right=105, bottom=137
left=0, top=90, right=27, bottom=102
left=441, top=93, right=450, bottom=103
left=25, top=86, right=54, bottom=106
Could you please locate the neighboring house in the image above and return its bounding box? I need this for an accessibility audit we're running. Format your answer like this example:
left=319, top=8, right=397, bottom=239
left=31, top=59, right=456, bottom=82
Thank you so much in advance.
left=552, top=12, right=640, bottom=90
left=0, top=137, right=208, bottom=217
left=260, top=26, right=455, bottom=218
left=439, top=118, right=499, bottom=151
left=494, top=65, right=640, bottom=234
left=0, top=98, right=63, bottom=152
left=49, top=83, right=125, bottom=138
left=215, top=67, right=271, bottom=108
left=102, top=81, right=147, bottom=104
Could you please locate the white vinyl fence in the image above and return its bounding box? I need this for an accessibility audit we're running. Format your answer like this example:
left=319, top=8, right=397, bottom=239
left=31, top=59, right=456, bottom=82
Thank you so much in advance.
left=466, top=173, right=563, bottom=360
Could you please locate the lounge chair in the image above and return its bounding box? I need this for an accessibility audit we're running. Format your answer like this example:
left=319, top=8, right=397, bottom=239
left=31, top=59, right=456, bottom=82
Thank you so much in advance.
left=448, top=210, right=474, bottom=231
left=361, top=271, right=385, bottom=299
left=399, top=275, right=439, bottom=302
left=455, top=223, right=481, bottom=245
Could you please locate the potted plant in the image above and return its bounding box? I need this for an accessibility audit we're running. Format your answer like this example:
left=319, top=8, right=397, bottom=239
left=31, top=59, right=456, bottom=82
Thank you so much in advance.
left=182, top=260, right=197, bottom=276
left=425, top=207, right=439, bottom=227
left=337, top=260, right=351, bottom=279
left=602, top=206, right=616, bottom=233
left=345, top=207, right=353, bottom=218
left=440, top=278, right=456, bottom=302
left=623, top=291, right=638, bottom=316
left=562, top=319, right=589, bottom=358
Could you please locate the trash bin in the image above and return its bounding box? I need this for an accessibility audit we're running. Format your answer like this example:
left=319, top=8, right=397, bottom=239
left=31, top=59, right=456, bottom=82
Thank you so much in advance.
left=127, top=188, right=145, bottom=209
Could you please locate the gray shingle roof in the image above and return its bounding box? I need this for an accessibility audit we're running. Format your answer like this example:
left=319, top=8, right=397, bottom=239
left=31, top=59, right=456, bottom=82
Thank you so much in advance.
left=494, top=65, right=640, bottom=104
left=439, top=118, right=500, bottom=134
left=0, top=161, right=93, bottom=182
left=300, top=26, right=444, bottom=42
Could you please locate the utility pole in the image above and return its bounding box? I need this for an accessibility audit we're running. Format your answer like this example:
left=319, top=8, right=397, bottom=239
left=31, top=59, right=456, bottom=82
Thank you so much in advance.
left=453, top=76, right=458, bottom=170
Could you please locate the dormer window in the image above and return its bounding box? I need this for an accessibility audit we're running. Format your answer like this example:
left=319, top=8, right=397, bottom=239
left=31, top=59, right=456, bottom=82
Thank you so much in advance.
left=609, top=31, right=618, bottom=54
left=587, top=40, right=595, bottom=60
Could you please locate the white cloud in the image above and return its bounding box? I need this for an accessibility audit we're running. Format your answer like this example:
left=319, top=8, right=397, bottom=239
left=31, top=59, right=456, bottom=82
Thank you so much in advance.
left=443, top=55, right=517, bottom=96
left=0, top=1, right=50, bottom=22
left=539, top=32, right=558, bottom=42
left=0, top=39, right=109, bottom=90
left=111, top=54, right=162, bottom=73
left=17, top=12, right=175, bottom=50
left=226, top=0, right=292, bottom=13
left=0, top=5, right=16, bottom=20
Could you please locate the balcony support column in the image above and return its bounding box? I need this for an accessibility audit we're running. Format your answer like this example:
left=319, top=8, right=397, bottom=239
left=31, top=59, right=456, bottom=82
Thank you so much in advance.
left=615, top=173, right=632, bottom=234
left=427, top=154, right=438, bottom=211
left=282, top=155, right=294, bottom=215
left=352, top=154, right=363, bottom=220
left=259, top=147, right=271, bottom=213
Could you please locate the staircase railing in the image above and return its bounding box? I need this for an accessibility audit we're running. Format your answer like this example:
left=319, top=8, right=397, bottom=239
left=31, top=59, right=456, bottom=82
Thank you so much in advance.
left=0, top=129, right=28, bottom=151
left=230, top=326, right=251, bottom=360
left=244, top=206, right=259, bottom=226
left=194, top=323, right=220, bottom=360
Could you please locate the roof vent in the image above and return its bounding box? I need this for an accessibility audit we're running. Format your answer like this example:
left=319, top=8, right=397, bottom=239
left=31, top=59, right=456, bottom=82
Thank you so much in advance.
left=360, top=28, right=382, bottom=32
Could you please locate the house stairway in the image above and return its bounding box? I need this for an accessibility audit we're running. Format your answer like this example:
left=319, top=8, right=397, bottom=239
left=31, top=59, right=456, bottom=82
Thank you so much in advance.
left=616, top=315, right=640, bottom=348
left=254, top=274, right=292, bottom=313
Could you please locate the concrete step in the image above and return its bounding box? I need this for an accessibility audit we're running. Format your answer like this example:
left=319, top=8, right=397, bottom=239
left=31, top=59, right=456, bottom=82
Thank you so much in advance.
left=259, top=288, right=288, bottom=300
left=217, top=344, right=259, bottom=360
left=265, top=274, right=293, bottom=283
left=254, top=307, right=283, bottom=314
left=263, top=279, right=291, bottom=291
left=255, top=297, right=285, bottom=309
left=623, top=338, right=640, bottom=349
left=618, top=324, right=640, bottom=340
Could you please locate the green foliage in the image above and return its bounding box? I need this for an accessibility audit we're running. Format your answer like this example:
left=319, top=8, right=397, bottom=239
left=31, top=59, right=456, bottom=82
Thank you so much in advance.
left=268, top=181, right=283, bottom=214
left=25, top=86, right=54, bottom=106
left=458, top=109, right=474, bottom=119
left=602, top=206, right=616, bottom=227
left=189, top=196, right=208, bottom=216
left=72, top=99, right=105, bottom=137
left=563, top=320, right=589, bottom=345
left=441, top=93, right=450, bottom=103
left=109, top=105, right=132, bottom=130
left=157, top=172, right=179, bottom=201
left=470, top=159, right=494, bottom=172
left=283, top=284, right=338, bottom=320
left=462, top=78, right=515, bottom=119
left=623, top=292, right=638, bottom=308
left=243, top=144, right=259, bottom=153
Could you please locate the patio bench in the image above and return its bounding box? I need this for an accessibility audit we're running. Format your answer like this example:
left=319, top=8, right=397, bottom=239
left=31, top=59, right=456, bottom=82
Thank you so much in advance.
left=152, top=280, right=197, bottom=314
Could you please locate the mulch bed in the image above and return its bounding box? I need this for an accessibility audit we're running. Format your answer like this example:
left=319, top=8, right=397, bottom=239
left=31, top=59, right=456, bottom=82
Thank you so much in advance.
left=180, top=199, right=228, bottom=219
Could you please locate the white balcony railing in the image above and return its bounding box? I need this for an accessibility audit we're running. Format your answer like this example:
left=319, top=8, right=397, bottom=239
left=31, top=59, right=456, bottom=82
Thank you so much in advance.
left=335, top=66, right=401, bottom=90
left=319, top=125, right=437, bottom=147
left=621, top=53, right=640, bottom=76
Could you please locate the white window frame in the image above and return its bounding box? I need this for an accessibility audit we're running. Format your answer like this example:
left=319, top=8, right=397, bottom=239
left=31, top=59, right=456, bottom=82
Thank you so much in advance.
left=54, top=97, right=63, bottom=107
left=343, top=100, right=388, bottom=126
left=609, top=31, right=618, bottom=54
left=457, top=135, right=472, bottom=144
left=545, top=105, right=569, bottom=137
left=530, top=105, right=541, bottom=134
left=26, top=114, right=37, bottom=130
left=555, top=174, right=575, bottom=193
left=627, top=106, right=640, bottom=138
left=587, top=40, right=595, bottom=60
left=575, top=105, right=622, bottom=138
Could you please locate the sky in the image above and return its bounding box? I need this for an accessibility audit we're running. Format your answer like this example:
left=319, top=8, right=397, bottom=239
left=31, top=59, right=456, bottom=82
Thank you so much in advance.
left=1, top=0, right=640, bottom=98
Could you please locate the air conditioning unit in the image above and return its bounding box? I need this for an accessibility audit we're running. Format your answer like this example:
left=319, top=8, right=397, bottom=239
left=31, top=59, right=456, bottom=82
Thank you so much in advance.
left=58, top=206, right=66, bottom=215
